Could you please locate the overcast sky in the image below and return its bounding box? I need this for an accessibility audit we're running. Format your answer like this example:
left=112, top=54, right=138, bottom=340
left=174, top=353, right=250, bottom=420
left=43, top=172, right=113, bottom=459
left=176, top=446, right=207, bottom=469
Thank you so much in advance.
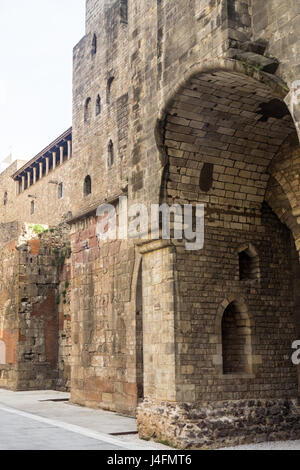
left=0, top=0, right=86, bottom=169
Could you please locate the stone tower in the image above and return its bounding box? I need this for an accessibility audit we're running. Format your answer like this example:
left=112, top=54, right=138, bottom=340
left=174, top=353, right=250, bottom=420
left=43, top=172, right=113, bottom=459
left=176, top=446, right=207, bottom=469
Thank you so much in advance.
left=1, top=0, right=300, bottom=449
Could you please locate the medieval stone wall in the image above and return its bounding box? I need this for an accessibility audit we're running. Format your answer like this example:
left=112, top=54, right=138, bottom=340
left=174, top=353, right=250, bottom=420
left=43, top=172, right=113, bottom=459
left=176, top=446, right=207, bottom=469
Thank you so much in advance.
left=0, top=225, right=71, bottom=391
left=1, top=0, right=300, bottom=449
left=69, top=214, right=138, bottom=414
left=0, top=157, right=74, bottom=228
left=72, top=0, right=130, bottom=220
left=0, top=240, right=19, bottom=389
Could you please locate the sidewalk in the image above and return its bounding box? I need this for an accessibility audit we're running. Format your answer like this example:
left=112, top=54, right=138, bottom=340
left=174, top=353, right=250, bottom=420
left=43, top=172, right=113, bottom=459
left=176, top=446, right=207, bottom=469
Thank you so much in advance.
left=0, top=389, right=171, bottom=450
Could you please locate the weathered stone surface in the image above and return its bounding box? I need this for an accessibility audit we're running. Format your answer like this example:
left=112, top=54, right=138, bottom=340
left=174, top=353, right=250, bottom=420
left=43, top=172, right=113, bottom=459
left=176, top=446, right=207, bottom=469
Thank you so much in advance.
left=1, top=0, right=300, bottom=449
left=138, top=399, right=300, bottom=450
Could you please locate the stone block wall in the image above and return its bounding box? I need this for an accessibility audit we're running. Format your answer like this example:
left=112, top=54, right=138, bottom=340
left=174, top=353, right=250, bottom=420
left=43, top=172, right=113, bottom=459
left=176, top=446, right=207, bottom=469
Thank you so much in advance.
left=1, top=0, right=300, bottom=450
left=0, top=151, right=74, bottom=228
left=72, top=0, right=130, bottom=220
left=0, top=240, right=19, bottom=389
left=69, top=214, right=139, bottom=415
left=138, top=398, right=300, bottom=449
left=0, top=224, right=72, bottom=391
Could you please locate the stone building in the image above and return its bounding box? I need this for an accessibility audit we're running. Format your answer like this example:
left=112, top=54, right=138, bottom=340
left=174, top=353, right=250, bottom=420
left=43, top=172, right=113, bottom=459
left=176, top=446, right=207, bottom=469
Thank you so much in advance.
left=1, top=0, right=300, bottom=449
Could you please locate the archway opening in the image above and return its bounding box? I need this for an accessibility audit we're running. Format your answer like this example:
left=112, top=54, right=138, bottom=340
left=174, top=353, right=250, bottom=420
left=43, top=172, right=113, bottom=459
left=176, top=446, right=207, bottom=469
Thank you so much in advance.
left=222, top=302, right=252, bottom=375
left=158, top=65, right=300, bottom=401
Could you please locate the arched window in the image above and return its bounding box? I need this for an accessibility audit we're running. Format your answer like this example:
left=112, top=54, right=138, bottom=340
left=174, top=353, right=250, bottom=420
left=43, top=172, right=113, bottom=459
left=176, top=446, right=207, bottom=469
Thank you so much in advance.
left=222, top=302, right=252, bottom=375
left=91, top=34, right=97, bottom=56
left=96, top=95, right=101, bottom=116
left=0, top=340, right=6, bottom=365
left=31, top=201, right=35, bottom=215
left=239, top=245, right=260, bottom=280
left=3, top=191, right=8, bottom=206
left=106, top=77, right=114, bottom=104
left=84, top=97, right=91, bottom=122
left=84, top=175, right=92, bottom=196
left=108, top=140, right=114, bottom=168
left=120, top=0, right=128, bottom=24
left=200, top=163, right=214, bottom=192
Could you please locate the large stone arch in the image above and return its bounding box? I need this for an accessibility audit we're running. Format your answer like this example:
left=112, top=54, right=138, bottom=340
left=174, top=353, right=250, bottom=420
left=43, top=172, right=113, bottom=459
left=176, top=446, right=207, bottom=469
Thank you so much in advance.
left=138, top=60, right=300, bottom=449
left=155, top=60, right=300, bottom=252
left=155, top=59, right=299, bottom=173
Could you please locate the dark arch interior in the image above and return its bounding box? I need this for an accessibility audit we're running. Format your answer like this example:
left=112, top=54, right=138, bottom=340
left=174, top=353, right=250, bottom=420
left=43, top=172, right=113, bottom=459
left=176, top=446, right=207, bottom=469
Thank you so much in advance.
left=222, top=302, right=252, bottom=375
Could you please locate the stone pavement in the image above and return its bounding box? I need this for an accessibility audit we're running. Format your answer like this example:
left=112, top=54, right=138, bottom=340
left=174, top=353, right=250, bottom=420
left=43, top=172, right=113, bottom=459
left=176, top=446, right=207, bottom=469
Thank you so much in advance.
left=0, top=390, right=169, bottom=450
left=220, top=440, right=300, bottom=451
left=1, top=390, right=299, bottom=450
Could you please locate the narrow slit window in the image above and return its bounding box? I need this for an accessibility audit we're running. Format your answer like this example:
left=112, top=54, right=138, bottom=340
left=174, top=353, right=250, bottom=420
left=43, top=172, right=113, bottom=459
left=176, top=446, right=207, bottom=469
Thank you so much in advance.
left=58, top=183, right=63, bottom=199
left=96, top=95, right=101, bottom=116
left=91, top=34, right=97, bottom=56
left=84, top=175, right=92, bottom=196
left=107, top=77, right=114, bottom=104
left=120, top=0, right=128, bottom=24
left=84, top=97, right=91, bottom=122
left=108, top=140, right=114, bottom=168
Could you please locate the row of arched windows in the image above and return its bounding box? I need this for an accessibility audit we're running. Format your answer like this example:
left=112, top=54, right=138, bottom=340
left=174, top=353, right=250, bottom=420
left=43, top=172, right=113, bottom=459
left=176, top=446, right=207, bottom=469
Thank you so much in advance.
left=84, top=78, right=115, bottom=122
left=84, top=96, right=102, bottom=121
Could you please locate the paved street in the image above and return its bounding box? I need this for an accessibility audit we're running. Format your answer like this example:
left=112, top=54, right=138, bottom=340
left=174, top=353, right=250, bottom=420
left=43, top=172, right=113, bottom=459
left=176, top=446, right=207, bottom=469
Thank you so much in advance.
left=0, top=390, right=164, bottom=451
left=0, top=407, right=124, bottom=450
left=0, top=390, right=299, bottom=450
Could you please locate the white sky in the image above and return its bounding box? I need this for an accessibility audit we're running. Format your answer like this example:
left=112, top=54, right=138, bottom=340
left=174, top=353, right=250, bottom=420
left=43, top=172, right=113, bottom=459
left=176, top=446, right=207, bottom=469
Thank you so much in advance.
left=0, top=0, right=86, bottom=169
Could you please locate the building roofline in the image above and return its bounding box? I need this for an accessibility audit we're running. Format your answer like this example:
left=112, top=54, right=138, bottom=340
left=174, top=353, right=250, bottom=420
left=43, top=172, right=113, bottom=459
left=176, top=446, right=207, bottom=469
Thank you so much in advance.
left=11, top=127, right=72, bottom=179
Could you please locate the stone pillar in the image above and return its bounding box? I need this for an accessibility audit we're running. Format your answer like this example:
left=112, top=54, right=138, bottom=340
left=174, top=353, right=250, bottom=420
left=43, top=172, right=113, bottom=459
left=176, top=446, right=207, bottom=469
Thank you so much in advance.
left=33, top=167, right=37, bottom=185
left=60, top=146, right=64, bottom=165
left=27, top=171, right=31, bottom=188
left=16, top=180, right=19, bottom=195
left=45, top=156, right=49, bottom=176
left=67, top=140, right=72, bottom=160
left=39, top=162, right=43, bottom=179
left=53, top=151, right=57, bottom=170
left=138, top=240, right=177, bottom=402
left=21, top=175, right=25, bottom=192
